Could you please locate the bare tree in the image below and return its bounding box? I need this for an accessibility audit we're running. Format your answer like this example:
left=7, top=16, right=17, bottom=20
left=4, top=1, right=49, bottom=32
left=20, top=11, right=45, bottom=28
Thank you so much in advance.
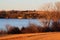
left=55, top=2, right=60, bottom=11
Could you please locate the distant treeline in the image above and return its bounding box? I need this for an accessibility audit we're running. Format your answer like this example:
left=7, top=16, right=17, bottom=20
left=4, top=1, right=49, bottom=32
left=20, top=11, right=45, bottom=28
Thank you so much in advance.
left=0, top=10, right=60, bottom=19
left=0, top=21, right=60, bottom=35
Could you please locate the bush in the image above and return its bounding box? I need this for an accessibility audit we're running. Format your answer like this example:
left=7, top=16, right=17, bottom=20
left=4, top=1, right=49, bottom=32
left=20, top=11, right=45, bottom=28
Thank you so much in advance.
left=6, top=25, right=21, bottom=34
left=0, top=30, right=6, bottom=35
left=7, top=27, right=21, bottom=34
left=51, top=21, right=60, bottom=32
left=21, top=24, right=39, bottom=33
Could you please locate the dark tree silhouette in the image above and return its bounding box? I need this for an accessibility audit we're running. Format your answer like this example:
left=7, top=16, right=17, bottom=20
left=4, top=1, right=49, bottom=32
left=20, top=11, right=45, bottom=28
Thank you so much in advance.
left=51, top=21, right=60, bottom=32
left=7, top=27, right=21, bottom=34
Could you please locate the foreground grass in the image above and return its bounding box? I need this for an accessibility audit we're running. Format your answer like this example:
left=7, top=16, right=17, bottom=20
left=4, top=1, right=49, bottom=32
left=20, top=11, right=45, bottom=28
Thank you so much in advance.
left=0, top=32, right=60, bottom=40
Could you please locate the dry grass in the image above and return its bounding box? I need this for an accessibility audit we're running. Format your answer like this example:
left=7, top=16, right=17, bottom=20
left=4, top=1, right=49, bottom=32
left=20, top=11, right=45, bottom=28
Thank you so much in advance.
left=0, top=32, right=60, bottom=40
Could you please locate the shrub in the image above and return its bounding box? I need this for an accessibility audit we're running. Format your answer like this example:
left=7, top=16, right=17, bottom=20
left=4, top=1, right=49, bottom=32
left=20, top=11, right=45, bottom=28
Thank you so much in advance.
left=7, top=27, right=21, bottom=34
left=21, top=24, right=39, bottom=33
left=6, top=25, right=21, bottom=34
left=51, top=21, right=60, bottom=31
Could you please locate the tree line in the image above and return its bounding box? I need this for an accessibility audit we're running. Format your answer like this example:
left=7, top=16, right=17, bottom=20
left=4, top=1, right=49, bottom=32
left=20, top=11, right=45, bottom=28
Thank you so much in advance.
left=0, top=10, right=60, bottom=19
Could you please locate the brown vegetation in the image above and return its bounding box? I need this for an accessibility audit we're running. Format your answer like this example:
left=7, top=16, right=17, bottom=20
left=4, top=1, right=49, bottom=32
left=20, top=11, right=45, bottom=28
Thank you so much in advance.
left=0, top=20, right=60, bottom=35
left=0, top=10, right=60, bottom=19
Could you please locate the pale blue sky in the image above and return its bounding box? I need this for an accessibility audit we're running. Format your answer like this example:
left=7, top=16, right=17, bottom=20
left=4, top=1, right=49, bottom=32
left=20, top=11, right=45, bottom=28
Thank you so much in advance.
left=0, top=0, right=60, bottom=10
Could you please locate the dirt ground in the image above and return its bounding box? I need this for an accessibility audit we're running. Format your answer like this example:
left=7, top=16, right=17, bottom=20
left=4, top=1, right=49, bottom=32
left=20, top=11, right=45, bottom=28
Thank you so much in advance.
left=0, top=32, right=60, bottom=40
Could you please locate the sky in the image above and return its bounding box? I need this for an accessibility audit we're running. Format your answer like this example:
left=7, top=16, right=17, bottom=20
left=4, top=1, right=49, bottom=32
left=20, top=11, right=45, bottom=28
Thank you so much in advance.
left=0, top=0, right=60, bottom=10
